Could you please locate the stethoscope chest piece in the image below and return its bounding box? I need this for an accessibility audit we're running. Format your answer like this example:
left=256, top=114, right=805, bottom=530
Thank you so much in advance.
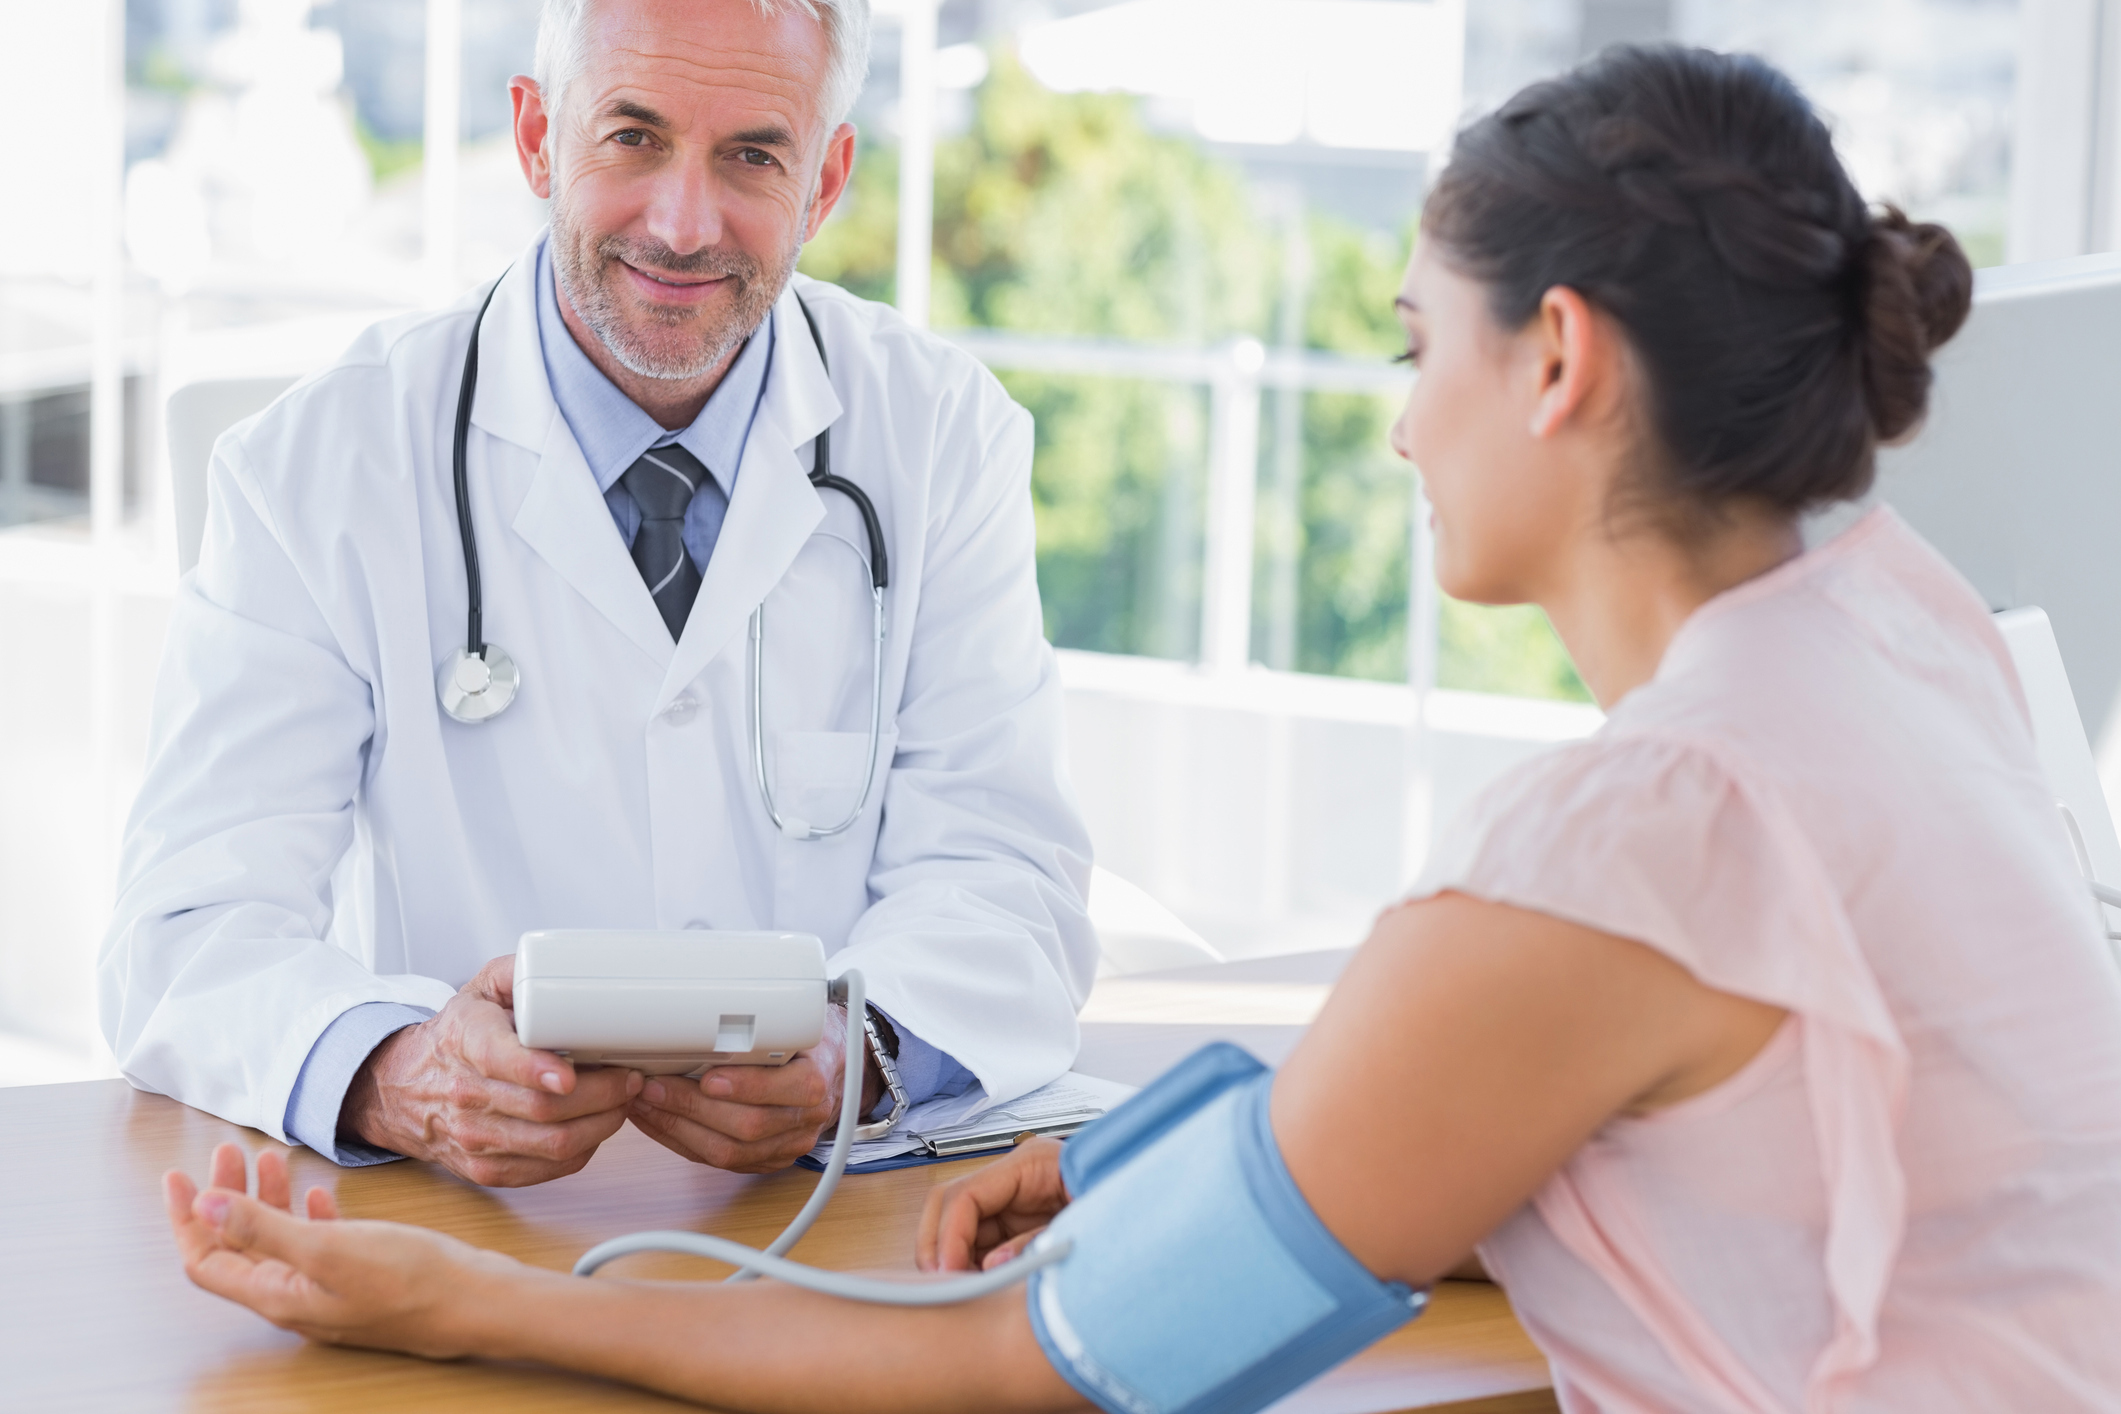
left=438, top=643, right=520, bottom=724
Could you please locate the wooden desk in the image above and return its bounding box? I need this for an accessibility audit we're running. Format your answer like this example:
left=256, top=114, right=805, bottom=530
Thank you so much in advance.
left=0, top=951, right=1556, bottom=1413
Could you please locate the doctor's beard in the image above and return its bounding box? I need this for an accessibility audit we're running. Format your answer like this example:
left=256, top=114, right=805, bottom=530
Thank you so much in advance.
left=549, top=194, right=801, bottom=382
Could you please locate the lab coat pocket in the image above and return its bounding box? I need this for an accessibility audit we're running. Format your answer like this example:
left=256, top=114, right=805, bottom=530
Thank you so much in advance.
left=771, top=730, right=874, bottom=823
left=770, top=727, right=896, bottom=939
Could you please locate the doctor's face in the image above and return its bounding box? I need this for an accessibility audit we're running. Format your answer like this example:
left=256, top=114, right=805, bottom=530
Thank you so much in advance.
left=511, top=0, right=856, bottom=382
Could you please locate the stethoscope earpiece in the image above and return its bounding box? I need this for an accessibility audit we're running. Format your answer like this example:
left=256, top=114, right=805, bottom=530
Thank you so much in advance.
left=438, top=644, right=521, bottom=724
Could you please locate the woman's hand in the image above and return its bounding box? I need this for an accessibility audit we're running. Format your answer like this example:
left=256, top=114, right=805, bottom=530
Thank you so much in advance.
left=917, top=1137, right=1071, bottom=1272
left=164, top=1142, right=517, bottom=1359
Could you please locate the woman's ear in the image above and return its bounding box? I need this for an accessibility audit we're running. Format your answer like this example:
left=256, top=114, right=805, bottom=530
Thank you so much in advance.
left=1526, top=286, right=1607, bottom=439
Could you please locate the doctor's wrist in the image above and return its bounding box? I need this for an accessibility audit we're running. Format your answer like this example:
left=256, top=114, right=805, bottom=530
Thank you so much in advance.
left=341, top=1023, right=424, bottom=1158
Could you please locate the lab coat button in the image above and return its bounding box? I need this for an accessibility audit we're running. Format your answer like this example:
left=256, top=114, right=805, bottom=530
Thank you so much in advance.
left=662, top=696, right=699, bottom=725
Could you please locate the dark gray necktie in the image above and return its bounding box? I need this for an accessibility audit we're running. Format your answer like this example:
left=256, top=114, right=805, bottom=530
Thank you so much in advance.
left=620, top=444, right=707, bottom=641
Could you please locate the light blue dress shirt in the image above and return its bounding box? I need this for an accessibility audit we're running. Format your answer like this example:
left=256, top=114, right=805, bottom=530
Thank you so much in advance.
left=284, top=236, right=971, bottom=1164
left=533, top=234, right=767, bottom=568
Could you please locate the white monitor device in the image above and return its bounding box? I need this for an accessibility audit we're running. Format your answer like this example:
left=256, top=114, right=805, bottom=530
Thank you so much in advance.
left=1858, top=252, right=2121, bottom=780
left=513, top=929, right=828, bottom=1073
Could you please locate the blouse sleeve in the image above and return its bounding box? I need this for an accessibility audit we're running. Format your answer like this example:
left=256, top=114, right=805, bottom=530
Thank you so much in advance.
left=1412, top=732, right=1911, bottom=1404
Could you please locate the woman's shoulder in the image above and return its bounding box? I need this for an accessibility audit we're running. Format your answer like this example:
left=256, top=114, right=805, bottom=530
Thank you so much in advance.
left=1650, top=510, right=2019, bottom=726
left=1413, top=720, right=1902, bottom=1043
left=1594, top=510, right=2033, bottom=809
left=1417, top=727, right=1779, bottom=910
left=1429, top=725, right=1755, bottom=843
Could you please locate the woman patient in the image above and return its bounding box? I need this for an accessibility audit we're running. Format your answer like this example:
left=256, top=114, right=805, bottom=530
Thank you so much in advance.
left=164, top=45, right=2121, bottom=1412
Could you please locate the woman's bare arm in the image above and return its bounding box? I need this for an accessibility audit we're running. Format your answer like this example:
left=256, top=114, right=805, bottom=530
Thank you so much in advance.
left=476, top=1259, right=1081, bottom=1414
left=925, top=892, right=1783, bottom=1293
left=165, top=1146, right=1086, bottom=1413
left=1274, top=891, right=1786, bottom=1287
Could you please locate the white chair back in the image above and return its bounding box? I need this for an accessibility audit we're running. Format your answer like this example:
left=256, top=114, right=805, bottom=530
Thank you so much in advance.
left=166, top=377, right=295, bottom=573
left=1996, top=607, right=2121, bottom=963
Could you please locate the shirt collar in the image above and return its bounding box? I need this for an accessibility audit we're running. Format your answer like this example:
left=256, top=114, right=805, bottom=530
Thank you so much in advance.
left=533, top=230, right=774, bottom=497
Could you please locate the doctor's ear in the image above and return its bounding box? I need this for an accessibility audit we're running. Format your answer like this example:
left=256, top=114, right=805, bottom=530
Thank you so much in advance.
left=803, top=124, right=860, bottom=243
left=510, top=75, right=555, bottom=200
left=1523, top=285, right=1617, bottom=441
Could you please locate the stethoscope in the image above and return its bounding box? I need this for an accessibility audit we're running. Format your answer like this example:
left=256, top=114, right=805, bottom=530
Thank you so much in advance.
left=437, top=274, right=892, bottom=842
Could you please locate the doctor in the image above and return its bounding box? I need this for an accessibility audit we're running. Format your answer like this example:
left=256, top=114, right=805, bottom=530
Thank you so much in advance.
left=101, top=0, right=1095, bottom=1186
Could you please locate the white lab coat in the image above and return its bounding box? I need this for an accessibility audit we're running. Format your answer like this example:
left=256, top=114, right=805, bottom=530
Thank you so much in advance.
left=100, top=247, right=1097, bottom=1143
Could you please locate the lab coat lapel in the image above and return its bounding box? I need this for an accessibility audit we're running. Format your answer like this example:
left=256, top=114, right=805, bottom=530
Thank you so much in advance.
left=474, top=241, right=673, bottom=669
left=660, top=291, right=842, bottom=706
left=514, top=424, right=674, bottom=667
left=466, top=248, right=550, bottom=455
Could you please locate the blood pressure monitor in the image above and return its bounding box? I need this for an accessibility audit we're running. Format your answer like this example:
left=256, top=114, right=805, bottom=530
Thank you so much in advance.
left=512, top=929, right=828, bottom=1074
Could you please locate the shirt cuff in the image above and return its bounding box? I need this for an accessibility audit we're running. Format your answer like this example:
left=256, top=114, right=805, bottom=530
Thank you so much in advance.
left=283, top=1001, right=434, bottom=1166
left=874, top=1007, right=977, bottom=1112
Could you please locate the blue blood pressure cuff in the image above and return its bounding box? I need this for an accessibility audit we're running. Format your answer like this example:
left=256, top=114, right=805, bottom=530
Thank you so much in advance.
left=1026, top=1044, right=1426, bottom=1414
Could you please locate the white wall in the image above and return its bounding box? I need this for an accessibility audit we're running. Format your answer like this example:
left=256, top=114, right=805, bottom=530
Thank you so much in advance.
left=0, top=560, right=167, bottom=1082
left=1057, top=650, right=1601, bottom=958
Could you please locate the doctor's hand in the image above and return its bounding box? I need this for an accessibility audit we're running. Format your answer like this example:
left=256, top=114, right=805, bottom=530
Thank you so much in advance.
left=341, top=955, right=643, bottom=1187
left=627, top=1003, right=886, bottom=1174
left=918, top=1137, right=1071, bottom=1272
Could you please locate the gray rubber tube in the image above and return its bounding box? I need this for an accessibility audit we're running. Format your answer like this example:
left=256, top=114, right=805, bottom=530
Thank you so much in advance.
left=571, top=966, right=1074, bottom=1304
left=572, top=1227, right=1072, bottom=1305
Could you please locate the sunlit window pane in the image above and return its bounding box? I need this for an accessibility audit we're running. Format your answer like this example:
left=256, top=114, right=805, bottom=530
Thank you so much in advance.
left=1678, top=0, right=2017, bottom=267
left=1440, top=601, right=1592, bottom=702
left=1012, top=372, right=1208, bottom=660
left=1253, top=388, right=1414, bottom=683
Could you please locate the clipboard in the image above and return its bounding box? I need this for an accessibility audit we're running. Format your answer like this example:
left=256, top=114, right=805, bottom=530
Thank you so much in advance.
left=796, top=1071, right=1135, bottom=1174
left=795, top=1111, right=1104, bottom=1173
left=909, top=1109, right=1104, bottom=1156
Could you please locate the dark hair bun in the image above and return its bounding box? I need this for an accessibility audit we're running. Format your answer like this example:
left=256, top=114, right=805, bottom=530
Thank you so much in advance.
left=1424, top=45, right=1975, bottom=513
left=1860, top=206, right=1973, bottom=444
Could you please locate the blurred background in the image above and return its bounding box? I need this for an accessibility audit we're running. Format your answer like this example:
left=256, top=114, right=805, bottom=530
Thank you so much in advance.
left=0, top=0, right=2056, bottom=1082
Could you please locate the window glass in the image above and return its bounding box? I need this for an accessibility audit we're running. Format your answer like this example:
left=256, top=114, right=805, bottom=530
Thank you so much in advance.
left=1677, top=0, right=2017, bottom=267
left=1, top=8, right=122, bottom=532
left=1253, top=388, right=1413, bottom=682
left=1012, top=372, right=1209, bottom=661
left=808, top=1, right=1451, bottom=677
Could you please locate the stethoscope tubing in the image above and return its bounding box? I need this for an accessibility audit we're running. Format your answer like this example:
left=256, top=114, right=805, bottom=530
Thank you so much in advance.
left=794, top=294, right=889, bottom=592
left=749, top=293, right=890, bottom=841
left=452, top=276, right=505, bottom=659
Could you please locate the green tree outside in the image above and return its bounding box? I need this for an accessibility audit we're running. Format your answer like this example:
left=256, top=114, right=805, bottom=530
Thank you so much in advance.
left=800, top=52, right=1588, bottom=702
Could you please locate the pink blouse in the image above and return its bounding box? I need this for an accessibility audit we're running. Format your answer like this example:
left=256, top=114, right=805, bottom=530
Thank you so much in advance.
left=1411, top=508, right=2121, bottom=1411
